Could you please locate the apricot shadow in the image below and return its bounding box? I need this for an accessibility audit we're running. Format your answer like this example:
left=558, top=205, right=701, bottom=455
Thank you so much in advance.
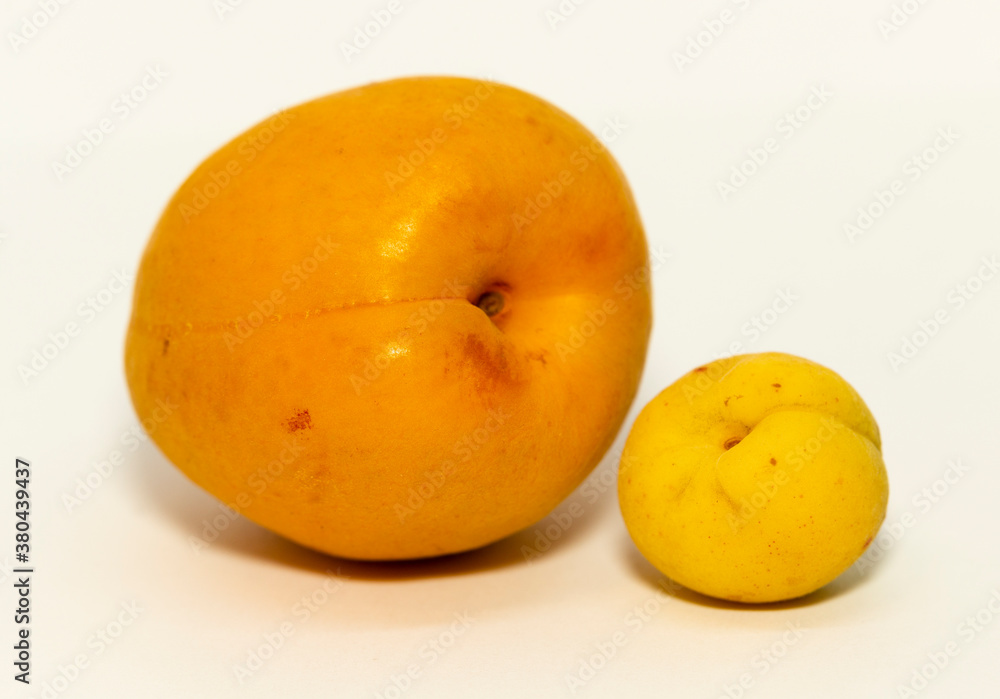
left=132, top=445, right=615, bottom=582
left=620, top=533, right=880, bottom=610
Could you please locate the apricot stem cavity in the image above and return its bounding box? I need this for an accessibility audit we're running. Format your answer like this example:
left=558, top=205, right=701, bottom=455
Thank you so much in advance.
left=476, top=291, right=506, bottom=317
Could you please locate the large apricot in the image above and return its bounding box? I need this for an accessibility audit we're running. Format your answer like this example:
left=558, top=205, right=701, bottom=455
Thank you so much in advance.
left=125, top=76, right=651, bottom=559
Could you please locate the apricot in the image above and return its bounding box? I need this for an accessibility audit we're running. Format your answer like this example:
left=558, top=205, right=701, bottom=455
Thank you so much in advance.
left=125, top=76, right=651, bottom=560
left=619, top=353, right=889, bottom=603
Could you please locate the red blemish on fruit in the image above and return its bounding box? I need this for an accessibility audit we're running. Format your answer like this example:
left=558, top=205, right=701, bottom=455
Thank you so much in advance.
left=286, top=409, right=313, bottom=432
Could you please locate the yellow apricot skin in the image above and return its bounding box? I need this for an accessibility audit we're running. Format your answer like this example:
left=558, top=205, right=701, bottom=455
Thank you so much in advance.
left=619, top=352, right=888, bottom=603
left=125, top=76, right=651, bottom=561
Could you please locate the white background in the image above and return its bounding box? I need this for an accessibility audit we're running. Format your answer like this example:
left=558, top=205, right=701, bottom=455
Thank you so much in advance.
left=2, top=0, right=1000, bottom=697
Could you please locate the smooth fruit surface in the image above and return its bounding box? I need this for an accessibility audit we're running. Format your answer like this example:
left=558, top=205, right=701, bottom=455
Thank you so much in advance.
left=619, top=353, right=888, bottom=603
left=126, top=76, right=651, bottom=560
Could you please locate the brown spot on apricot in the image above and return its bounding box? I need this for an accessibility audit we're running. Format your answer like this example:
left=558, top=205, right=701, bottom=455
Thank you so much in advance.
left=695, top=366, right=708, bottom=373
left=462, top=333, right=516, bottom=392
left=772, top=383, right=782, bottom=389
left=770, top=457, right=777, bottom=465
left=464, top=334, right=506, bottom=369
left=863, top=535, right=873, bottom=548
left=525, top=350, right=548, bottom=366
left=286, top=409, right=313, bottom=432
left=162, top=339, right=170, bottom=355
left=724, top=437, right=742, bottom=450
